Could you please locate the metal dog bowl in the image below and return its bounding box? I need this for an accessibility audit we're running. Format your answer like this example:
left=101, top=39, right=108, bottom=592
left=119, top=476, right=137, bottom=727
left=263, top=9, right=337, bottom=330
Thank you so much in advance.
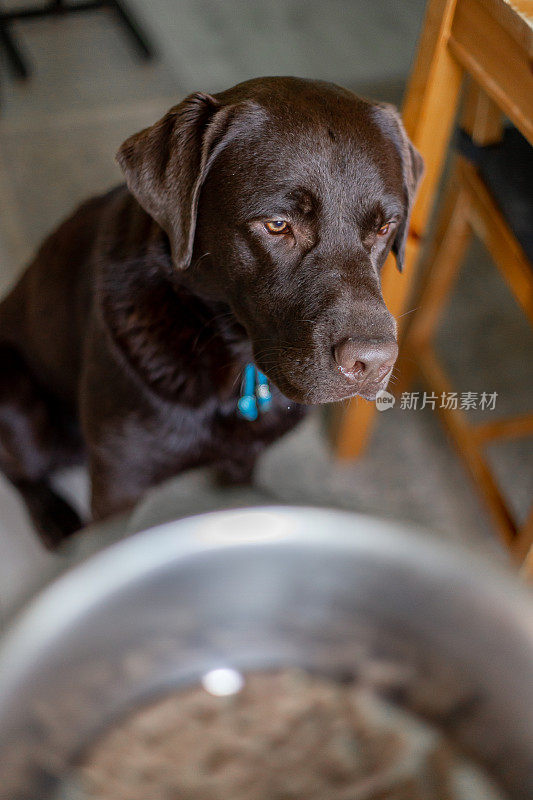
left=0, top=507, right=532, bottom=799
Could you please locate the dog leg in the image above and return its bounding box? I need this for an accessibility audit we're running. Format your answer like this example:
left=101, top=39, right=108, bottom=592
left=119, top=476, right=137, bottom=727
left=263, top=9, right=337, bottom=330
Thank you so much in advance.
left=11, top=479, right=83, bottom=549
left=88, top=450, right=153, bottom=522
left=0, top=343, right=83, bottom=548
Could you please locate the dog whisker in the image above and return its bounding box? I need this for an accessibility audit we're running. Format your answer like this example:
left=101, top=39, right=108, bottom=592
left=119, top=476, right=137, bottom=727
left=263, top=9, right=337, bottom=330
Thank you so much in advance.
left=395, top=306, right=419, bottom=321
left=191, top=251, right=212, bottom=270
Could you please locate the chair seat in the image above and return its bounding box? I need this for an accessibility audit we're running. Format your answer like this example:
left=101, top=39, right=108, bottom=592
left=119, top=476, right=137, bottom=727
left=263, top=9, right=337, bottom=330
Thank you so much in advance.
left=457, top=127, right=533, bottom=264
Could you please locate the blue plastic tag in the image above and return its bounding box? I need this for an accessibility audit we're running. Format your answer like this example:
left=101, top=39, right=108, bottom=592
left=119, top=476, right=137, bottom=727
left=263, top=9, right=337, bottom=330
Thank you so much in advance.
left=238, top=364, right=271, bottom=420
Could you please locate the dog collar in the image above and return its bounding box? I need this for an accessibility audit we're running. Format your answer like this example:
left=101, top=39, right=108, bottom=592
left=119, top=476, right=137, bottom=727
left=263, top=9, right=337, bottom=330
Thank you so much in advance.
left=237, top=363, right=272, bottom=421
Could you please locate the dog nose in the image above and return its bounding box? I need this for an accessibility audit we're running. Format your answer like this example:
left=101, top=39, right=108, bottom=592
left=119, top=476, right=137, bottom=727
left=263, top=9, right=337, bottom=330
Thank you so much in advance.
left=333, top=338, right=398, bottom=381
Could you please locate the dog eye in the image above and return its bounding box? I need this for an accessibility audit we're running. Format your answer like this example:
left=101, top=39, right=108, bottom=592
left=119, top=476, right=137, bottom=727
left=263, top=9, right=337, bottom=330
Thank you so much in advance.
left=377, top=222, right=392, bottom=236
left=264, top=220, right=290, bottom=235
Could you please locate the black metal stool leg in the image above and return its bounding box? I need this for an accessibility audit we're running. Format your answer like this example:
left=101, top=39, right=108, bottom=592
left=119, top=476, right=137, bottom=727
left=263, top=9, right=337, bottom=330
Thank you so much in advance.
left=0, top=0, right=154, bottom=84
left=108, top=0, right=154, bottom=60
left=0, top=19, right=30, bottom=79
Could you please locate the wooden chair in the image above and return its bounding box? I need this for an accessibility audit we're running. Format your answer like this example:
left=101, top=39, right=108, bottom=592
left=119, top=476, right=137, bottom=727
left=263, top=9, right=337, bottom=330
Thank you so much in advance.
left=399, top=84, right=533, bottom=565
left=332, top=0, right=533, bottom=460
left=331, top=0, right=533, bottom=572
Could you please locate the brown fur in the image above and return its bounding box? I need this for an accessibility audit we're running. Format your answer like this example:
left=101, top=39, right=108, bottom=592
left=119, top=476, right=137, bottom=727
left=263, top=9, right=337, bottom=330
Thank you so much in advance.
left=0, top=77, right=422, bottom=547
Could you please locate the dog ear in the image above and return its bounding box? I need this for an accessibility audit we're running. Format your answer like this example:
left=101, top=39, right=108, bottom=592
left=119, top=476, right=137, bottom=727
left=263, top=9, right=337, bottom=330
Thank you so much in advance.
left=116, top=92, right=233, bottom=270
left=376, top=104, right=424, bottom=273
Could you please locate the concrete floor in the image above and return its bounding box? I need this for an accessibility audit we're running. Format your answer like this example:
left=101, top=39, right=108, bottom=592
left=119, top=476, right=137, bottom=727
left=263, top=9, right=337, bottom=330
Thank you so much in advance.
left=0, top=1, right=531, bottom=619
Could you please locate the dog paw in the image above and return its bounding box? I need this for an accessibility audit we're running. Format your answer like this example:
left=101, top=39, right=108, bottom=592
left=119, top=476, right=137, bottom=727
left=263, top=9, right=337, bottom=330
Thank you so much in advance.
left=16, top=480, right=84, bottom=550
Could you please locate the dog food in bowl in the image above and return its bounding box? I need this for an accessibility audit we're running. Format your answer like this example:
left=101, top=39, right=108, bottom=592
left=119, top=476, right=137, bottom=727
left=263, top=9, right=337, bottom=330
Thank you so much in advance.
left=66, top=669, right=505, bottom=800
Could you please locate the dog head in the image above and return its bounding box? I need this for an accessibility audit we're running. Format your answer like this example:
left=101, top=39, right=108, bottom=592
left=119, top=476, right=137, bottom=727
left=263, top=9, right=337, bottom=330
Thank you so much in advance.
left=117, top=77, right=423, bottom=403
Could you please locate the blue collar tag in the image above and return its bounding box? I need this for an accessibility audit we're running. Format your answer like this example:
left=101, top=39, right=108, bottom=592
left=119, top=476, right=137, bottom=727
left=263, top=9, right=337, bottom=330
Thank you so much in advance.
left=237, top=364, right=272, bottom=421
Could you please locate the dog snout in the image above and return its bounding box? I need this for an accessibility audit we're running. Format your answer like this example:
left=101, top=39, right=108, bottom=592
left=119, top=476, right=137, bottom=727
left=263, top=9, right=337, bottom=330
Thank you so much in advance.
left=333, top=337, right=398, bottom=383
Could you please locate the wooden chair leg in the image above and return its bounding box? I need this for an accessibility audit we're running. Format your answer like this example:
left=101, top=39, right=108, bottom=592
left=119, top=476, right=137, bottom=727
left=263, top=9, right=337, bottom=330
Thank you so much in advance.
left=397, top=177, right=472, bottom=392
left=398, top=81, right=502, bottom=394
left=523, top=545, right=533, bottom=582
left=331, top=0, right=463, bottom=459
left=416, top=347, right=520, bottom=548
left=458, top=159, right=533, bottom=327
left=516, top=507, right=533, bottom=567
left=329, top=396, right=378, bottom=461
left=461, top=79, right=504, bottom=146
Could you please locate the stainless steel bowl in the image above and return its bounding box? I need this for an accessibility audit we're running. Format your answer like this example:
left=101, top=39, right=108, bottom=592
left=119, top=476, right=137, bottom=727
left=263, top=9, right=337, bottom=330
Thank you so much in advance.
left=0, top=507, right=531, bottom=799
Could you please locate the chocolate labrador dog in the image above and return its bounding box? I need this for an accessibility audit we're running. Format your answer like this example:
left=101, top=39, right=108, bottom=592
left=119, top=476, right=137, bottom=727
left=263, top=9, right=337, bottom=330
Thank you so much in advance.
left=0, top=77, right=422, bottom=547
